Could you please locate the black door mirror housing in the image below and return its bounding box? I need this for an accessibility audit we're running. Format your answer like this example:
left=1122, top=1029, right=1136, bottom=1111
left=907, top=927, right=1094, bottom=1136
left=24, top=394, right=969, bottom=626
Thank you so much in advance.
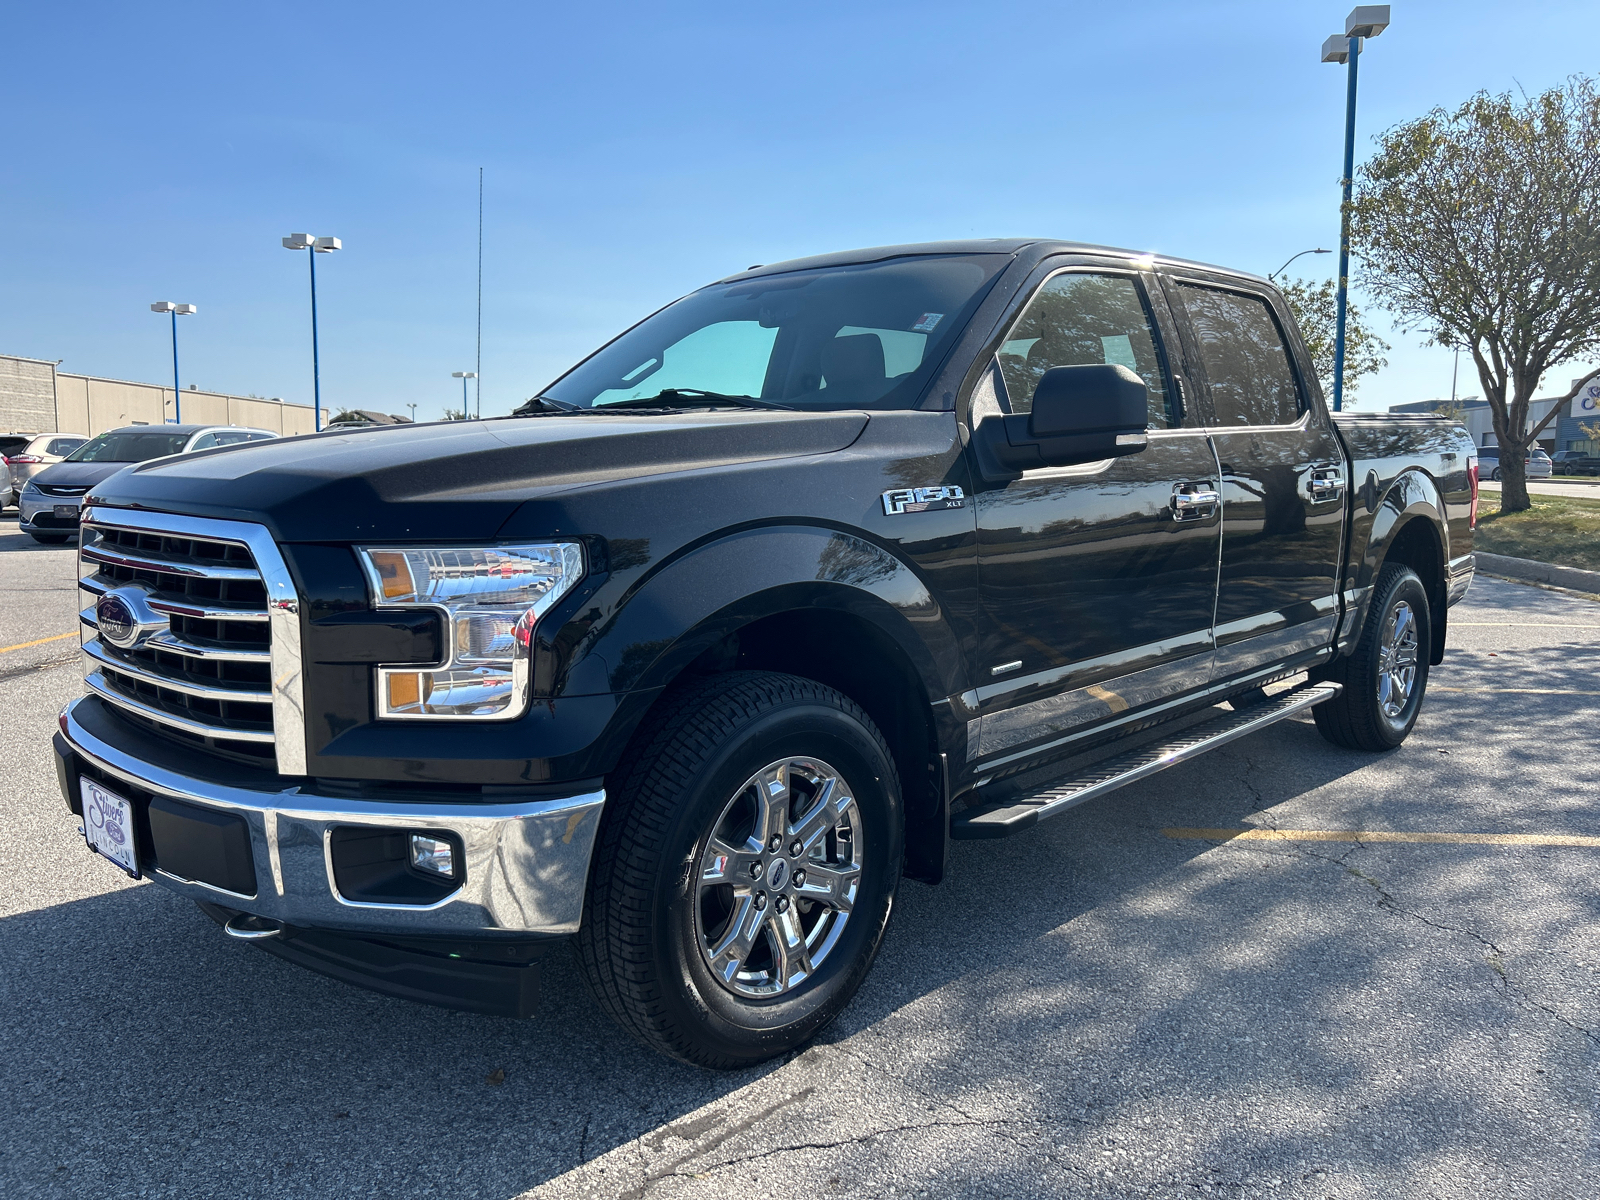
left=975, top=363, right=1151, bottom=474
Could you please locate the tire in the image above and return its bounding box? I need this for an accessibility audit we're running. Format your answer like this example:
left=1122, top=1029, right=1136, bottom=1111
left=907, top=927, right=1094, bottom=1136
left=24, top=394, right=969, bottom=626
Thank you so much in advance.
left=29, top=533, right=70, bottom=545
left=575, top=670, right=904, bottom=1068
left=1314, top=563, right=1431, bottom=751
left=1490, top=467, right=1502, bottom=481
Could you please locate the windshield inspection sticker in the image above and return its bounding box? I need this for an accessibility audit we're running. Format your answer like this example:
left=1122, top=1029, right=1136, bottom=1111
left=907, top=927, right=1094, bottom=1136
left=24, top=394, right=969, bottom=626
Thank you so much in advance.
left=882, top=485, right=965, bottom=515
left=911, top=313, right=944, bottom=333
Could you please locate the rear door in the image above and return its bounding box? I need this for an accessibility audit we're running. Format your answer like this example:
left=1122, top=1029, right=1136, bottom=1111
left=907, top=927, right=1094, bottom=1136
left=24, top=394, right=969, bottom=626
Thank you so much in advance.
left=1167, top=276, right=1344, bottom=680
left=968, top=260, right=1222, bottom=766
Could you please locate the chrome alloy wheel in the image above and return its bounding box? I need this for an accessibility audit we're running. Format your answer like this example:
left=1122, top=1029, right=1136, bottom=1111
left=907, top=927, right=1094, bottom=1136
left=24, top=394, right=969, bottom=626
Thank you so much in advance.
left=695, top=757, right=863, bottom=999
left=1377, top=598, right=1420, bottom=719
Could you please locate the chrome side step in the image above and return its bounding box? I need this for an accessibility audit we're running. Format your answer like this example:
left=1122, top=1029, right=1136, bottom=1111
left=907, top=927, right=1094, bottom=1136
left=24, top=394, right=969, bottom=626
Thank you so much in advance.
left=950, top=682, right=1343, bottom=840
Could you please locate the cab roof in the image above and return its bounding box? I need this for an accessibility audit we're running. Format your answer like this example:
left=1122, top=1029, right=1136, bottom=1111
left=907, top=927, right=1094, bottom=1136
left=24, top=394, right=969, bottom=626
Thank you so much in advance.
left=716, top=239, right=1269, bottom=287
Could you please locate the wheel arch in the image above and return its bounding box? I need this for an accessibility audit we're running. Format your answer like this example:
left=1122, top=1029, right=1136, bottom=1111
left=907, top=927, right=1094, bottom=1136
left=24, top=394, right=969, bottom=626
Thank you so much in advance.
left=1347, top=469, right=1450, bottom=665
left=581, top=525, right=964, bottom=883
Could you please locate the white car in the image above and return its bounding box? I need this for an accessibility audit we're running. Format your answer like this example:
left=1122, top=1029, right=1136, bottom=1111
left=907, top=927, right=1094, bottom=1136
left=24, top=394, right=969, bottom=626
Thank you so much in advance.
left=18, top=424, right=278, bottom=544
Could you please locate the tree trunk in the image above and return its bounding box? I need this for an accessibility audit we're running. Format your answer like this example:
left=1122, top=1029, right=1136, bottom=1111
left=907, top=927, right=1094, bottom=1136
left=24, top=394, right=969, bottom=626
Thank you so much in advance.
left=1497, top=439, right=1532, bottom=511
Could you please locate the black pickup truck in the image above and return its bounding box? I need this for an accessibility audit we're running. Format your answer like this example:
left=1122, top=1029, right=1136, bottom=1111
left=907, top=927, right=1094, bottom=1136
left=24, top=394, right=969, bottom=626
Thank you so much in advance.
left=55, top=239, right=1477, bottom=1067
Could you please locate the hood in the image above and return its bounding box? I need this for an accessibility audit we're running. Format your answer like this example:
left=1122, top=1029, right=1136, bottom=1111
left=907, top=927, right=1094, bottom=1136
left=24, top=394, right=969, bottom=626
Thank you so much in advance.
left=87, top=410, right=870, bottom=541
left=30, top=460, right=133, bottom=492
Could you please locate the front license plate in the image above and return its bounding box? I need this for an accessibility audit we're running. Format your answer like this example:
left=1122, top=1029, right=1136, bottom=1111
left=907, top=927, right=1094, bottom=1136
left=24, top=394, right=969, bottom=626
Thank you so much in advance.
left=81, top=778, right=140, bottom=878
left=54, top=504, right=78, bottom=518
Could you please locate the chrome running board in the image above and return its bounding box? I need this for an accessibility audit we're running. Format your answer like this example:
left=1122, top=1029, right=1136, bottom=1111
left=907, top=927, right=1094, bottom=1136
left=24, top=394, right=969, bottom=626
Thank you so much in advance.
left=950, top=682, right=1343, bottom=840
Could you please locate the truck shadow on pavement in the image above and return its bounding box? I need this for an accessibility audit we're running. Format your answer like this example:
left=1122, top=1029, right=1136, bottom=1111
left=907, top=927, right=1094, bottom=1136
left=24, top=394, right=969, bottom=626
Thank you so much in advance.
left=4, top=697, right=1596, bottom=1198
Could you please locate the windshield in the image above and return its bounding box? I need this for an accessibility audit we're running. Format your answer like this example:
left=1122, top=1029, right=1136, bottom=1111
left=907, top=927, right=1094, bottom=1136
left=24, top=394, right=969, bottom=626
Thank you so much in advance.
left=542, top=254, right=1009, bottom=411
left=65, top=430, right=192, bottom=463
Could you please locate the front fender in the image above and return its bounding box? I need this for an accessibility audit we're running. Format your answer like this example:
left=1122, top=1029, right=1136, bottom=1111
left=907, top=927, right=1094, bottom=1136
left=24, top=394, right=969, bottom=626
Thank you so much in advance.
left=581, top=524, right=962, bottom=703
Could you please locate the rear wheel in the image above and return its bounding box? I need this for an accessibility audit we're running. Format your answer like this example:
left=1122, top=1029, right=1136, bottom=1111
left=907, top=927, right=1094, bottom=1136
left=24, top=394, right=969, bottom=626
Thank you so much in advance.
left=1314, top=563, right=1431, bottom=751
left=575, top=671, right=903, bottom=1068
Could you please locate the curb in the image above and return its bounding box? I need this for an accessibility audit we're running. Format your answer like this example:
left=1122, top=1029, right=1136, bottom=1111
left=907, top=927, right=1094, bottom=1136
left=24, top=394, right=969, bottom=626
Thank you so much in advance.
left=1475, top=551, right=1600, bottom=594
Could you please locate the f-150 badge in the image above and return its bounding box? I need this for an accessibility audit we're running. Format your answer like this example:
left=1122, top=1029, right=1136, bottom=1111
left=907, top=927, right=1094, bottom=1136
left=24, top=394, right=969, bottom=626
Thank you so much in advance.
left=882, top=486, right=966, bottom=515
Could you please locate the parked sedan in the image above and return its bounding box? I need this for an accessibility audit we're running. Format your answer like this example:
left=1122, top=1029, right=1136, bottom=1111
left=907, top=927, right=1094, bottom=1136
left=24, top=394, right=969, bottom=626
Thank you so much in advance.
left=18, top=424, right=277, bottom=543
left=1478, top=447, right=1554, bottom=481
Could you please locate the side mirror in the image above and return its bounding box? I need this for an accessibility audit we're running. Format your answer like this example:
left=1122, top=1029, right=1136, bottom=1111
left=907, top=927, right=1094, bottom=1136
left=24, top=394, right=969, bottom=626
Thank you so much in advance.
left=976, top=363, right=1150, bottom=474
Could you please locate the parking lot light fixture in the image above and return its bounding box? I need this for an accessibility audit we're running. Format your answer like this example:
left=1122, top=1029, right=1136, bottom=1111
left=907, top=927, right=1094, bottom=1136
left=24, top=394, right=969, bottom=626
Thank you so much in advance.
left=282, top=233, right=340, bottom=431
left=1322, top=5, right=1390, bottom=413
left=149, top=301, right=196, bottom=423
left=452, top=371, right=477, bottom=417
left=1269, top=248, right=1331, bottom=282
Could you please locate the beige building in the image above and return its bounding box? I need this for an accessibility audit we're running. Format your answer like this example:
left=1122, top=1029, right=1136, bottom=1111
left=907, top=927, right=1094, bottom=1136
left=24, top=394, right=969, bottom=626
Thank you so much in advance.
left=2, top=352, right=318, bottom=437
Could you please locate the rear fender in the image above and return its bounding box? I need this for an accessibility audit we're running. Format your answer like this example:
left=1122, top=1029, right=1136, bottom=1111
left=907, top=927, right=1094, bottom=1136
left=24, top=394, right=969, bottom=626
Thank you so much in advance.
left=1340, top=468, right=1448, bottom=660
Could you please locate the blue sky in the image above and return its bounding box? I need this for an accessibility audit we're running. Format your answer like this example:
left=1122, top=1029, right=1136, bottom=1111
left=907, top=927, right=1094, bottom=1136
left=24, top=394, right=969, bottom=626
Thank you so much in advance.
left=4, top=0, right=1598, bottom=419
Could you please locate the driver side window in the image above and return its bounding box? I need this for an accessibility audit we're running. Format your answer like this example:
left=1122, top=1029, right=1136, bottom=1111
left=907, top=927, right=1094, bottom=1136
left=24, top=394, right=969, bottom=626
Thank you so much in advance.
left=996, top=273, right=1172, bottom=428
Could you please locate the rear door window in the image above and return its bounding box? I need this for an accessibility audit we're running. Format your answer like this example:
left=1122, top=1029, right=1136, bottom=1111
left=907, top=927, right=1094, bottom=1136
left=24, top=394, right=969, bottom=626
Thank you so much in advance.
left=996, top=272, right=1173, bottom=427
left=1177, top=284, right=1304, bottom=427
left=46, top=438, right=86, bottom=456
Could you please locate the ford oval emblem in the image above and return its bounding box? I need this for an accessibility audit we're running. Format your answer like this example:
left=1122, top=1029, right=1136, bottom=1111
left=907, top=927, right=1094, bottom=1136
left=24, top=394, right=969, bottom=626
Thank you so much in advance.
left=96, top=594, right=138, bottom=647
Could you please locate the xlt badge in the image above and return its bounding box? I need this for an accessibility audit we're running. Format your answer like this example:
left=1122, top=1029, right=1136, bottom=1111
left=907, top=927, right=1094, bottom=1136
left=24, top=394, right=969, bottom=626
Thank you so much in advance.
left=882, top=486, right=966, bottom=515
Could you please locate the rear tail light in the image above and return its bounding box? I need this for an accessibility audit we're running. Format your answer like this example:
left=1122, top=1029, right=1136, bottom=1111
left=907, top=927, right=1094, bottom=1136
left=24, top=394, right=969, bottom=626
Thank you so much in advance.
left=8, top=454, right=41, bottom=464
left=1467, top=456, right=1479, bottom=529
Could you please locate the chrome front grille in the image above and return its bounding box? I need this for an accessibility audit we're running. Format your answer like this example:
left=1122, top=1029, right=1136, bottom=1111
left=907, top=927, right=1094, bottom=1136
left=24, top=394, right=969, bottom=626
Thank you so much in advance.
left=78, top=506, right=307, bottom=774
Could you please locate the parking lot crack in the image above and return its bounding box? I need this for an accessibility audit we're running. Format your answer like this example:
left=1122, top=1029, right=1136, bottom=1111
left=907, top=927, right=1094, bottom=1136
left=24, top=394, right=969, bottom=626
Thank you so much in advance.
left=673, top=1114, right=1026, bottom=1177
left=1283, top=841, right=1599, bottom=1044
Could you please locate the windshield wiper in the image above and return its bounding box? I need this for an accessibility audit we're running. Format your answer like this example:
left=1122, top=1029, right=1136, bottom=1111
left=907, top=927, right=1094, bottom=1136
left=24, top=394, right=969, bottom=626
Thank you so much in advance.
left=510, top=394, right=584, bottom=416
left=597, top=389, right=793, bottom=412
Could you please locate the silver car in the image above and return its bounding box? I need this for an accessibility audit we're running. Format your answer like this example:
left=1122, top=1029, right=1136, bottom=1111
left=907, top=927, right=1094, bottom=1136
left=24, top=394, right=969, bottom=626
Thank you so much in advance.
left=2, top=433, right=87, bottom=510
left=18, top=424, right=278, bottom=544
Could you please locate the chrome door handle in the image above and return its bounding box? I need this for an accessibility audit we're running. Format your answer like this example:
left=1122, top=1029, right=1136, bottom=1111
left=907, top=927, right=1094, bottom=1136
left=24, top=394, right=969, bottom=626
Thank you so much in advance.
left=1308, top=469, right=1345, bottom=500
left=1171, top=485, right=1220, bottom=521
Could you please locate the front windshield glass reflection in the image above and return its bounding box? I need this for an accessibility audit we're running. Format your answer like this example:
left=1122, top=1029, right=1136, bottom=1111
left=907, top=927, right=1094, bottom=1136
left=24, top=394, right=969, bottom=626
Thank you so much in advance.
left=542, top=255, right=1008, bottom=411
left=64, top=431, right=192, bottom=463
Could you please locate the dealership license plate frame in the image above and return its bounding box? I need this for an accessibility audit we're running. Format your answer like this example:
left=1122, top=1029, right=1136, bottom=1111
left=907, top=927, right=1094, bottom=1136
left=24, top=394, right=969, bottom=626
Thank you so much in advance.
left=81, top=777, right=140, bottom=879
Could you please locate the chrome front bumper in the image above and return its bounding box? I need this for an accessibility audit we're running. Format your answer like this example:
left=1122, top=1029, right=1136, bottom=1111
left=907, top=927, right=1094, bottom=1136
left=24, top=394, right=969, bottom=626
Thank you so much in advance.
left=59, top=696, right=605, bottom=938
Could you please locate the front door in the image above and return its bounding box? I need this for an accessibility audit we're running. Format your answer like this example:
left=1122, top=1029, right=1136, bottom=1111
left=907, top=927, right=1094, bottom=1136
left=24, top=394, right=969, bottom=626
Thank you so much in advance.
left=969, top=263, right=1222, bottom=770
left=1167, top=278, right=1344, bottom=680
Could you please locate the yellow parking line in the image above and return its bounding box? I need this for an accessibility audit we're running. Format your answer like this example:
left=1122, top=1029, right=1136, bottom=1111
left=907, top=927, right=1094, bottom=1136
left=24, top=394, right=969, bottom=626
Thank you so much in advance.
left=1164, top=827, right=1600, bottom=847
left=1434, top=687, right=1600, bottom=695
left=0, top=631, right=77, bottom=654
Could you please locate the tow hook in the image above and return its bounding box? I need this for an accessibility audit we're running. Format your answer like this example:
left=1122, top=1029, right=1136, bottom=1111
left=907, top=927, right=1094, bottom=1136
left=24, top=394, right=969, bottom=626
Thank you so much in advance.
left=224, top=913, right=284, bottom=941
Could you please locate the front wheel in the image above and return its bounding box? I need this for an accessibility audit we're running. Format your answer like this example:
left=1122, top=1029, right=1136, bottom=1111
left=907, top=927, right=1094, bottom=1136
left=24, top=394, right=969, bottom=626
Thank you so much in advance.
left=575, top=671, right=903, bottom=1068
left=1314, top=563, right=1431, bottom=751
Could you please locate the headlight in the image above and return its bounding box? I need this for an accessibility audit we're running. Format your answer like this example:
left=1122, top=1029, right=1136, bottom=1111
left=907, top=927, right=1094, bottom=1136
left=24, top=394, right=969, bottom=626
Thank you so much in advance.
left=20, top=480, right=41, bottom=495
left=356, top=543, right=584, bottom=720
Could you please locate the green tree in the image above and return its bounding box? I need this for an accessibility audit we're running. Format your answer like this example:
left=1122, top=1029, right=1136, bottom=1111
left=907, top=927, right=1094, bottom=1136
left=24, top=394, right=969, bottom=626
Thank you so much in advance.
left=1279, top=277, right=1390, bottom=404
left=1350, top=77, right=1600, bottom=511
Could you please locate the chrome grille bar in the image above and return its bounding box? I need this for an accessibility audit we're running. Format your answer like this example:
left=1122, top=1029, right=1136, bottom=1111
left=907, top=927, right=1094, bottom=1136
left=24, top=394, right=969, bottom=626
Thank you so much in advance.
left=79, top=506, right=307, bottom=774
left=84, top=638, right=274, bottom=703
left=84, top=672, right=277, bottom=744
left=81, top=543, right=261, bottom=581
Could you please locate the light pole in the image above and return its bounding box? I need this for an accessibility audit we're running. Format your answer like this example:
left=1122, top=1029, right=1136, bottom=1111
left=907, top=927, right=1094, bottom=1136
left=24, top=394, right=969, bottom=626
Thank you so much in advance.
left=1321, top=5, right=1390, bottom=412
left=452, top=371, right=477, bottom=417
left=406, top=403, right=417, bottom=422
left=282, top=233, right=342, bottom=431
left=149, top=302, right=197, bottom=423
left=1267, top=248, right=1331, bottom=282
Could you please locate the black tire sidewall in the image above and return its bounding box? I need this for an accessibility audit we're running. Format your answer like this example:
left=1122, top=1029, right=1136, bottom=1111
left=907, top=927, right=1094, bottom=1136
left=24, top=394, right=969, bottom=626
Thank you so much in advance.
left=1360, top=569, right=1431, bottom=746
left=652, top=701, right=901, bottom=1062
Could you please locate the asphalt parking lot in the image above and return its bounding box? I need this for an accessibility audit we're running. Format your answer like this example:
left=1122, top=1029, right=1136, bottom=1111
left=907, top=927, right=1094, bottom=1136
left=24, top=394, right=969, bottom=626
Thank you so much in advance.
left=2, top=510, right=1597, bottom=1199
